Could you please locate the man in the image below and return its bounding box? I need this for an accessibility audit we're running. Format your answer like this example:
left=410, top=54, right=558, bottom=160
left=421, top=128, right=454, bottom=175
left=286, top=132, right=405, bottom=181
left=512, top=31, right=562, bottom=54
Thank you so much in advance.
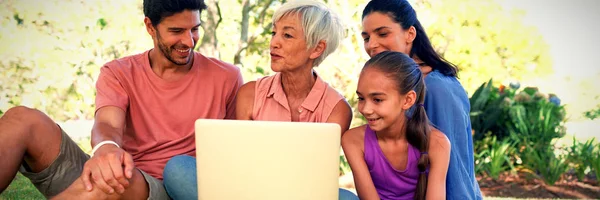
left=0, top=0, right=242, bottom=199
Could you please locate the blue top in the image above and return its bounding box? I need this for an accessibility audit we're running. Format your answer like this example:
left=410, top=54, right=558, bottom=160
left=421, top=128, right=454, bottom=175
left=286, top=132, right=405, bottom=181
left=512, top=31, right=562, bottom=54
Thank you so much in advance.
left=423, top=71, right=482, bottom=200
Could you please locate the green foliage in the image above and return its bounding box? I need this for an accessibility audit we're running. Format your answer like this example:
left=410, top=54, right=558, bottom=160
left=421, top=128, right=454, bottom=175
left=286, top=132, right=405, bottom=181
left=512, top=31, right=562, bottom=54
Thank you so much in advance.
left=470, top=79, right=566, bottom=144
left=0, top=0, right=150, bottom=121
left=507, top=91, right=568, bottom=185
left=470, top=79, right=510, bottom=141
left=414, top=0, right=552, bottom=93
left=520, top=144, right=569, bottom=186
left=591, top=143, right=600, bottom=186
left=470, top=79, right=571, bottom=185
left=0, top=0, right=551, bottom=123
left=339, top=155, right=351, bottom=176
left=0, top=173, right=44, bottom=200
left=474, top=133, right=515, bottom=180
left=567, top=137, right=596, bottom=181
left=583, top=105, right=600, bottom=120
left=508, top=91, right=566, bottom=150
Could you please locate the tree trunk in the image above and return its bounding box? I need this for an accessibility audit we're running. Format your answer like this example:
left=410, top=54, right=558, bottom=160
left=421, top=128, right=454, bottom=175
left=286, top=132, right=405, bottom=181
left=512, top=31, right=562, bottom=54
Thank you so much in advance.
left=199, top=0, right=222, bottom=58
left=233, top=0, right=278, bottom=67
left=234, top=0, right=251, bottom=65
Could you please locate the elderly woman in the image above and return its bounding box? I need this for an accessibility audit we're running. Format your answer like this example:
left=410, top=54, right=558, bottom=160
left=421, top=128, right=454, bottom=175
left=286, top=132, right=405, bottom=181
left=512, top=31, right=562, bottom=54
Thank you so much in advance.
left=161, top=1, right=356, bottom=199
left=236, top=1, right=351, bottom=128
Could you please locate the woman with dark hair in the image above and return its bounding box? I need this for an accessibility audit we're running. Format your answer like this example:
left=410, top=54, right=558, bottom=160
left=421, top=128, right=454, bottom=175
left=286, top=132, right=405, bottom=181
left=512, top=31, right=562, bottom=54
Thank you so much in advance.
left=360, top=0, right=482, bottom=199
left=342, top=51, right=451, bottom=200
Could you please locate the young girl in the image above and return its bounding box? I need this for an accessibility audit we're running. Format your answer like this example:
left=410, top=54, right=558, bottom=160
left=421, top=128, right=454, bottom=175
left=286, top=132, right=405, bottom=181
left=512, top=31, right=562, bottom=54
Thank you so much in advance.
left=361, top=0, right=481, bottom=199
left=342, top=51, right=450, bottom=200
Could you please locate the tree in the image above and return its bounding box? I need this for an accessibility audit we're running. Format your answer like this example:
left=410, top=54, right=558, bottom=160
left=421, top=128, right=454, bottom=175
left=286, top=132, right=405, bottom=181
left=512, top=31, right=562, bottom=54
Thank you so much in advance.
left=233, top=0, right=279, bottom=69
left=0, top=0, right=552, bottom=124
left=199, top=0, right=223, bottom=58
left=0, top=0, right=149, bottom=120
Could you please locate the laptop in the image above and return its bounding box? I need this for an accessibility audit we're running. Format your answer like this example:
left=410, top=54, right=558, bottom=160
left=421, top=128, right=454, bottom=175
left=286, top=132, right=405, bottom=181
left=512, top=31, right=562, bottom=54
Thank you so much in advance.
left=195, top=119, right=341, bottom=200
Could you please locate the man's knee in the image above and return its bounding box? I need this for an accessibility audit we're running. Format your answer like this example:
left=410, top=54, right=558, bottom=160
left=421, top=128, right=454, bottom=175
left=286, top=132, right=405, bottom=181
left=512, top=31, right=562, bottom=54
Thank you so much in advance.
left=2, top=106, right=49, bottom=126
left=3, top=106, right=35, bottom=119
left=164, top=155, right=196, bottom=200
left=163, top=155, right=196, bottom=184
left=164, top=155, right=195, bottom=176
left=1, top=106, right=40, bottom=140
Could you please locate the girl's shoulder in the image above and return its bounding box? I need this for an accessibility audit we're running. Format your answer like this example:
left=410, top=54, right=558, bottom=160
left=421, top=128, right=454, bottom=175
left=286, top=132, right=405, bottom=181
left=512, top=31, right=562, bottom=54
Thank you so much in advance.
left=428, top=126, right=451, bottom=153
left=341, top=125, right=368, bottom=149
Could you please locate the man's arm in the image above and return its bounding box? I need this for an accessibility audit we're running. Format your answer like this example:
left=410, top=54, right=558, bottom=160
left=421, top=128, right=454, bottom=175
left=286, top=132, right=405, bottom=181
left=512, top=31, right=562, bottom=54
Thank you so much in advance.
left=82, top=64, right=133, bottom=195
left=81, top=106, right=134, bottom=195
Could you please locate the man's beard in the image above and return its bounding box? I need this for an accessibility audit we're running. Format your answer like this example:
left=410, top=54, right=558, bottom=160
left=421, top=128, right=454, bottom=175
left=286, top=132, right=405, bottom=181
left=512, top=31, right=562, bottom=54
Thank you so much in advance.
left=156, top=32, right=193, bottom=66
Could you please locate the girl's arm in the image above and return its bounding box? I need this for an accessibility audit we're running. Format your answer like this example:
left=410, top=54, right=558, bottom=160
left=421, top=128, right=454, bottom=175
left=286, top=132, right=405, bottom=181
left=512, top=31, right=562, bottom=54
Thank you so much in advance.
left=425, top=128, right=451, bottom=200
left=325, top=99, right=353, bottom=136
left=341, top=126, right=380, bottom=200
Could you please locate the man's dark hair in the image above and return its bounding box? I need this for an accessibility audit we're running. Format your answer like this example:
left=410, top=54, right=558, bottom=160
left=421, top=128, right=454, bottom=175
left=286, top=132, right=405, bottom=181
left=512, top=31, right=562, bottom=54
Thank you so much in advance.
left=143, top=0, right=208, bottom=26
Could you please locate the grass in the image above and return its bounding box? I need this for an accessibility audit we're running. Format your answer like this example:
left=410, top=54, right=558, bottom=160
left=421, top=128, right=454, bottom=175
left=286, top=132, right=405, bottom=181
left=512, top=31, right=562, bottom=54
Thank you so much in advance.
left=0, top=173, right=44, bottom=200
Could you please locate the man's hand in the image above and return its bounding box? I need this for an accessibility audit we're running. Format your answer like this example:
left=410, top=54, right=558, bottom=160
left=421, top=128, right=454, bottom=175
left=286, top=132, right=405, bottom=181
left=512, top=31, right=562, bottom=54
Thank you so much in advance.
left=81, top=144, right=135, bottom=194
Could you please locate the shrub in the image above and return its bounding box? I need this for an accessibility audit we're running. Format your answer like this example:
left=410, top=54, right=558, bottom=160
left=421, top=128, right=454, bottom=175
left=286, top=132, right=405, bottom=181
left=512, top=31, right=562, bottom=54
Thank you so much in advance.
left=567, top=137, right=596, bottom=181
left=521, top=144, right=569, bottom=185
left=474, top=134, right=516, bottom=180
left=591, top=143, right=600, bottom=185
left=470, top=79, right=510, bottom=141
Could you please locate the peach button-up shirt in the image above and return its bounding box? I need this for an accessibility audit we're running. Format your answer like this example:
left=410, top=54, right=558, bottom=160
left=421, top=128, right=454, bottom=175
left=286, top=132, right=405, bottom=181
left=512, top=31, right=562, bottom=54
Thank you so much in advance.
left=252, top=72, right=344, bottom=122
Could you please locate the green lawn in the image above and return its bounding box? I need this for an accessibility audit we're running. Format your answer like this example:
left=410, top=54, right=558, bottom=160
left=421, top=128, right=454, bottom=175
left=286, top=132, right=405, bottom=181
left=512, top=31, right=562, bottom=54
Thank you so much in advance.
left=0, top=137, right=90, bottom=200
left=0, top=173, right=44, bottom=200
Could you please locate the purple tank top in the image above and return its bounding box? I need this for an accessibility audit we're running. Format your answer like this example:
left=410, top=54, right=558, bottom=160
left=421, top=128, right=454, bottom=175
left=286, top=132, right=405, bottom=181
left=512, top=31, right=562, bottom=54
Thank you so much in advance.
left=364, top=125, right=421, bottom=200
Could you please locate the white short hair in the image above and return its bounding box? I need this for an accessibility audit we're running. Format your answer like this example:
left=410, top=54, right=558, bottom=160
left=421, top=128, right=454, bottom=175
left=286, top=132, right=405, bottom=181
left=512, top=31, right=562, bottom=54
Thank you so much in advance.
left=273, top=0, right=345, bottom=67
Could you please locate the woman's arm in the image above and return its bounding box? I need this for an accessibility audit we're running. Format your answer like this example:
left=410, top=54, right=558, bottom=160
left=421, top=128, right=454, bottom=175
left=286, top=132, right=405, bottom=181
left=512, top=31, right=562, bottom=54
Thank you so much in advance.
left=235, top=81, right=256, bottom=120
left=341, top=127, right=380, bottom=200
left=425, top=128, right=451, bottom=200
left=326, top=99, right=352, bottom=136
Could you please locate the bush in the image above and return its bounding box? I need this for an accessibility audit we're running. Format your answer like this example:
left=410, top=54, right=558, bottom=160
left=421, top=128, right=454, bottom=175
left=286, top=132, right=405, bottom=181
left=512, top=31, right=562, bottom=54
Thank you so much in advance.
left=521, top=144, right=569, bottom=185
left=567, top=137, right=596, bottom=181
left=508, top=90, right=566, bottom=150
left=470, top=79, right=510, bottom=141
left=470, top=80, right=566, bottom=147
left=470, top=80, right=570, bottom=185
left=506, top=88, right=567, bottom=185
left=591, top=143, right=600, bottom=186
left=474, top=134, right=516, bottom=180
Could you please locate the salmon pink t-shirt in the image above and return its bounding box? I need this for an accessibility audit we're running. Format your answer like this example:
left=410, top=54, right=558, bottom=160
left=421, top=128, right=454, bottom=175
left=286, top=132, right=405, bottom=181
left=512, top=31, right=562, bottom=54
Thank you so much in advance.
left=95, top=50, right=242, bottom=179
left=252, top=72, right=344, bottom=122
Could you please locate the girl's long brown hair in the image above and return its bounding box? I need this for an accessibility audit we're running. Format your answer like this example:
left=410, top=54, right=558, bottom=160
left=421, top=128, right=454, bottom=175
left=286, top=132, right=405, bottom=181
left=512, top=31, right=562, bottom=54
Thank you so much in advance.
left=363, top=51, right=431, bottom=200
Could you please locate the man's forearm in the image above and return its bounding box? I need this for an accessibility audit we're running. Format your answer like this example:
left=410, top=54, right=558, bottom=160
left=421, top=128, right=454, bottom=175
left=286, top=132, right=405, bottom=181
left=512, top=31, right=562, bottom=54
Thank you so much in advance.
left=91, top=122, right=124, bottom=147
